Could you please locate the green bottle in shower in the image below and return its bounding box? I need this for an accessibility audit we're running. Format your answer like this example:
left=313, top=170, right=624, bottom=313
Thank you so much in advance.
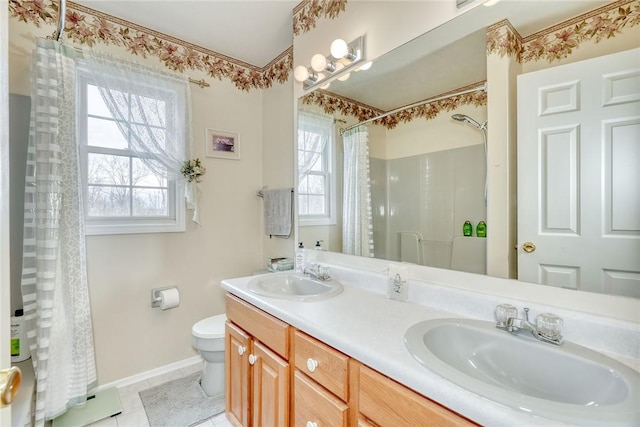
left=476, top=221, right=487, bottom=237
left=463, top=221, right=473, bottom=236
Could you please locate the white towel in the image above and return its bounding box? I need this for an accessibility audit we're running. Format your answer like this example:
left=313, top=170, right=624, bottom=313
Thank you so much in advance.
left=263, top=188, right=292, bottom=238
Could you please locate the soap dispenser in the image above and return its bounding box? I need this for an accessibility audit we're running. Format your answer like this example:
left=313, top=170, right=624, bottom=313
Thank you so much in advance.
left=314, top=240, right=324, bottom=251
left=295, top=242, right=305, bottom=273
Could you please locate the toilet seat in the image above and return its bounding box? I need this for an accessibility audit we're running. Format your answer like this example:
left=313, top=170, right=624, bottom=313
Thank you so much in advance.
left=192, top=314, right=227, bottom=339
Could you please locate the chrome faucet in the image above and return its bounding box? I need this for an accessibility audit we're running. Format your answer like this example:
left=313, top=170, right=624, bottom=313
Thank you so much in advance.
left=496, top=305, right=564, bottom=346
left=303, top=263, right=331, bottom=281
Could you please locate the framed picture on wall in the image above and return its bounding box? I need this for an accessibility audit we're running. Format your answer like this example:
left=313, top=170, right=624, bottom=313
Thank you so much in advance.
left=205, top=128, right=240, bottom=160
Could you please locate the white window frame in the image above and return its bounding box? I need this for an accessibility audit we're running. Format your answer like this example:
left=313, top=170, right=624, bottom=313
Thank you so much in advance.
left=298, top=114, right=337, bottom=227
left=77, top=72, right=185, bottom=235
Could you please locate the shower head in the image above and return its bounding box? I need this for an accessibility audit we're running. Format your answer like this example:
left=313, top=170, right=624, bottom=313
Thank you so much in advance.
left=452, top=114, right=486, bottom=130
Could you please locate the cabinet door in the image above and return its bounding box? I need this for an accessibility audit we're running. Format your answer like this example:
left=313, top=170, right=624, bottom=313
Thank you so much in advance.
left=226, top=322, right=251, bottom=427
left=251, top=340, right=290, bottom=427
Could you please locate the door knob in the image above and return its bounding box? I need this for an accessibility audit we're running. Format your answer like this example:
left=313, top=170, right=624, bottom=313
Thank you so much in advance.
left=237, top=346, right=246, bottom=356
left=522, top=242, right=536, bottom=253
left=0, top=366, right=21, bottom=407
left=249, top=354, right=257, bottom=365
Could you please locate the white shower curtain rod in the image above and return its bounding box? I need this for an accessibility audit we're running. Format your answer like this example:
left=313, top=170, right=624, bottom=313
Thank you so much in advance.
left=340, top=82, right=487, bottom=134
left=54, top=0, right=66, bottom=41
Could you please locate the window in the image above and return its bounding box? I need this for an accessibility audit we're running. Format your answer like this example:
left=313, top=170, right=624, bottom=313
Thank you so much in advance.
left=297, top=112, right=336, bottom=226
left=78, top=76, right=185, bottom=235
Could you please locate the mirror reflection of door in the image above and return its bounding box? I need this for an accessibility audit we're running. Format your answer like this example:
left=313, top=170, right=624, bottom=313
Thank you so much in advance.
left=517, top=48, right=640, bottom=298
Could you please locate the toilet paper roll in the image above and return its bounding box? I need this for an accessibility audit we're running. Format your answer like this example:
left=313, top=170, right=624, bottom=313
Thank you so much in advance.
left=159, top=288, right=180, bottom=310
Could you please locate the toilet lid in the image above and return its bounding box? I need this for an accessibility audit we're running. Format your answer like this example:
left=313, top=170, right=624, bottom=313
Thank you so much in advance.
left=192, top=314, right=227, bottom=339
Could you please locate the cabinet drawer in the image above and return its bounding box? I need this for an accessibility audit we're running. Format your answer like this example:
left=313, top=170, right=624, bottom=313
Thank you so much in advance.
left=294, top=370, right=348, bottom=427
left=226, top=294, right=290, bottom=359
left=294, top=330, right=349, bottom=401
left=358, top=364, right=477, bottom=426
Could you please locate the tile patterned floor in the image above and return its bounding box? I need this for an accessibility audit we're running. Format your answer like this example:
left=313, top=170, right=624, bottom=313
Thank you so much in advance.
left=87, top=362, right=232, bottom=427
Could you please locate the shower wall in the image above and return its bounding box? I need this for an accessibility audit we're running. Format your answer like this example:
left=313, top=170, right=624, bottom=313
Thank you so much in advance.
left=9, top=94, right=30, bottom=314
left=371, top=143, right=486, bottom=269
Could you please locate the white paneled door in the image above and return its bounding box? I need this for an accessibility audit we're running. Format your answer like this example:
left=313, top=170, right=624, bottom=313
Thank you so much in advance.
left=517, top=48, right=640, bottom=297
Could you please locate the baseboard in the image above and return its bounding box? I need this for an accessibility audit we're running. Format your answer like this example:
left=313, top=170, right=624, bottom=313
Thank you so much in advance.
left=91, top=355, right=203, bottom=393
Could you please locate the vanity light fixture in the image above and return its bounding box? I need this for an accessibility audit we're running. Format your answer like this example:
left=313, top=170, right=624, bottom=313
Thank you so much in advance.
left=294, top=36, right=365, bottom=91
left=455, top=0, right=475, bottom=8
left=357, top=61, right=373, bottom=71
left=456, top=0, right=499, bottom=7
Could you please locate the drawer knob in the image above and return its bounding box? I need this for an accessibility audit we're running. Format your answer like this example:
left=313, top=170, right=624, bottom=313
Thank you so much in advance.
left=306, top=422, right=318, bottom=427
left=238, top=346, right=246, bottom=356
left=306, top=358, right=319, bottom=373
left=249, top=354, right=258, bottom=365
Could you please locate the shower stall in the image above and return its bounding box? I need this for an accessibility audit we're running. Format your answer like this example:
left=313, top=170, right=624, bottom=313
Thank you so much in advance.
left=369, top=112, right=488, bottom=273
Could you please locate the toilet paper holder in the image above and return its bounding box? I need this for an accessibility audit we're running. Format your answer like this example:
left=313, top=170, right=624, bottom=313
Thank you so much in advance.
left=151, top=286, right=179, bottom=308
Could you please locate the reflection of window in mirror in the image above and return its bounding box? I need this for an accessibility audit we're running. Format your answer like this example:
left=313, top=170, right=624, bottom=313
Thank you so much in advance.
left=297, top=111, right=336, bottom=226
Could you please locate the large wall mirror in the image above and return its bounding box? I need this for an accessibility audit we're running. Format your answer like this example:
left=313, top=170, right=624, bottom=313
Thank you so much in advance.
left=296, top=0, right=639, bottom=298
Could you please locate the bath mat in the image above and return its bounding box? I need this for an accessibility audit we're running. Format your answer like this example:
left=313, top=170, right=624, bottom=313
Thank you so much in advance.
left=139, top=372, right=225, bottom=427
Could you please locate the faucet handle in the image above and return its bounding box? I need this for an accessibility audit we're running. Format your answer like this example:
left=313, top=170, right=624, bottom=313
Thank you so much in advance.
left=536, top=313, right=563, bottom=340
left=495, top=304, right=517, bottom=327
left=317, top=265, right=330, bottom=280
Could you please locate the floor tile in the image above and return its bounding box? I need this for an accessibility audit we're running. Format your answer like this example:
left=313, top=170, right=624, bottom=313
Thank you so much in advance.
left=115, top=408, right=150, bottom=427
left=192, top=419, right=215, bottom=427
left=211, top=413, right=232, bottom=427
left=117, top=380, right=150, bottom=397
left=85, top=414, right=118, bottom=427
left=117, top=390, right=144, bottom=415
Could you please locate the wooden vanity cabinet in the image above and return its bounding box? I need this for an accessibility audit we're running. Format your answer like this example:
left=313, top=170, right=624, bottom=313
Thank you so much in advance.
left=225, top=293, right=477, bottom=427
left=357, top=364, right=477, bottom=427
left=225, top=294, right=291, bottom=427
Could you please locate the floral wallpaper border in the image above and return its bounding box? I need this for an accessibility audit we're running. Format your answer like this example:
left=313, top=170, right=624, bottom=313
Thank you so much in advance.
left=486, top=19, right=523, bottom=61
left=293, top=0, right=348, bottom=36
left=487, top=0, right=639, bottom=63
left=301, top=82, right=487, bottom=130
left=9, top=0, right=293, bottom=91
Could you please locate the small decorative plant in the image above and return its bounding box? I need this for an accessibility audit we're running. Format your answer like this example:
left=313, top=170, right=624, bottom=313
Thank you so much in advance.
left=181, top=158, right=206, bottom=183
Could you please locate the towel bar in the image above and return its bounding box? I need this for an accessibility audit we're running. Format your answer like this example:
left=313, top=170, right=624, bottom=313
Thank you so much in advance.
left=257, top=188, right=294, bottom=198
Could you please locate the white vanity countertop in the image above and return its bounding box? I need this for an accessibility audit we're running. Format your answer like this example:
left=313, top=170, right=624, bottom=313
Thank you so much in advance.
left=221, top=266, right=640, bottom=427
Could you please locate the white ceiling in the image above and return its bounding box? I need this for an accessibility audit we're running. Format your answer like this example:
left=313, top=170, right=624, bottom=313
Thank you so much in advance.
left=77, top=1, right=299, bottom=67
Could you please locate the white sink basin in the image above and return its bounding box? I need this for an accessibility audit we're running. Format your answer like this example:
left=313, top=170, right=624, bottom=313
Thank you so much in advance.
left=247, top=273, right=343, bottom=301
left=405, top=318, right=640, bottom=426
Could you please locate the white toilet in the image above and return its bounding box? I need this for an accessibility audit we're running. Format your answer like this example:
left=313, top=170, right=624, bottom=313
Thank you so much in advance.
left=192, top=313, right=227, bottom=397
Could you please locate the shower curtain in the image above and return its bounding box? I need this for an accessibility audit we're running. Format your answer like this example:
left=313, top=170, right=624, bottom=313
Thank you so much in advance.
left=342, top=126, right=374, bottom=257
left=20, top=39, right=97, bottom=426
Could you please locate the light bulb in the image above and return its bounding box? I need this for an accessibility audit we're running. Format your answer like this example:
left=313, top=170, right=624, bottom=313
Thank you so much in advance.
left=358, top=61, right=373, bottom=71
left=338, top=72, right=350, bottom=82
left=330, top=39, right=348, bottom=59
left=311, top=54, right=327, bottom=72
left=334, top=62, right=345, bottom=72
left=294, top=65, right=310, bottom=82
